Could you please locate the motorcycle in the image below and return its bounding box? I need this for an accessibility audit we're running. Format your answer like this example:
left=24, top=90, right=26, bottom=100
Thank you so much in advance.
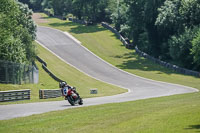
left=61, top=86, right=83, bottom=106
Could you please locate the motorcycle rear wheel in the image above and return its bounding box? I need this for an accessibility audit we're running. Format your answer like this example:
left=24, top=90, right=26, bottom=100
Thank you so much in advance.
left=67, top=96, right=75, bottom=106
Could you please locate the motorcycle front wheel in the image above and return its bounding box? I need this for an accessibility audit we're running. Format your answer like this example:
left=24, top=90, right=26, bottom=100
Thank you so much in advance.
left=78, top=98, right=83, bottom=105
left=67, top=96, right=75, bottom=106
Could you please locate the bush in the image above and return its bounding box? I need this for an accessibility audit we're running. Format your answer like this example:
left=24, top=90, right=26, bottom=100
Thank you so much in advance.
left=168, top=28, right=195, bottom=69
left=191, top=28, right=200, bottom=70
left=137, top=31, right=151, bottom=55
left=44, top=8, right=54, bottom=17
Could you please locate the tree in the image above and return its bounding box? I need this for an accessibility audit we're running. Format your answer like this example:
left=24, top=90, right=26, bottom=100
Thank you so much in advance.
left=168, top=28, right=196, bottom=69
left=72, top=0, right=110, bottom=23
left=72, top=0, right=83, bottom=19
left=180, top=0, right=200, bottom=27
left=156, top=0, right=200, bottom=69
left=0, top=0, right=37, bottom=63
left=0, top=0, right=26, bottom=63
left=155, top=0, right=182, bottom=32
left=41, top=0, right=53, bottom=10
left=54, top=0, right=73, bottom=16
left=18, top=0, right=32, bottom=8
left=17, top=2, right=37, bottom=40
left=111, top=0, right=128, bottom=31
left=30, top=0, right=43, bottom=11
left=123, top=0, right=146, bottom=44
left=191, top=28, right=200, bottom=70
left=123, top=0, right=165, bottom=56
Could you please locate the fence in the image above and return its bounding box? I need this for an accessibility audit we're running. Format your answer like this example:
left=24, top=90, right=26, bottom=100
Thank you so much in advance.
left=101, top=22, right=134, bottom=49
left=68, top=17, right=89, bottom=25
left=135, top=46, right=200, bottom=77
left=39, top=89, right=62, bottom=99
left=0, top=89, right=30, bottom=102
left=0, top=60, right=39, bottom=84
left=36, top=56, right=64, bottom=82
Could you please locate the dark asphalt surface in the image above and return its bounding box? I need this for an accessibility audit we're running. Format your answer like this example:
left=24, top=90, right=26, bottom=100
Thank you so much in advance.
left=0, top=26, right=198, bottom=120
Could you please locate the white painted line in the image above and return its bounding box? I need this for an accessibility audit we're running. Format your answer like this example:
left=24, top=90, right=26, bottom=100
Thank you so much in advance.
left=64, top=32, right=81, bottom=44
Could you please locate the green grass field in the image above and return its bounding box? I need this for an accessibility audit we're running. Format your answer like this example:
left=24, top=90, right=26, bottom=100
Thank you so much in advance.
left=0, top=13, right=199, bottom=132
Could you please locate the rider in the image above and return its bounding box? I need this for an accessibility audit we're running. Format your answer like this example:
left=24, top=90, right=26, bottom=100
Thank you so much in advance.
left=60, top=81, right=67, bottom=96
left=60, top=81, right=79, bottom=97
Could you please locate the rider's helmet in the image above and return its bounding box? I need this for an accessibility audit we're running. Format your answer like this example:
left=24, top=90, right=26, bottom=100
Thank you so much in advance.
left=60, top=81, right=67, bottom=88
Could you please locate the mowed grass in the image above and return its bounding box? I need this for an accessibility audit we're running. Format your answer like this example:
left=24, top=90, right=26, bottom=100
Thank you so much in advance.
left=0, top=42, right=126, bottom=105
left=0, top=93, right=199, bottom=133
left=37, top=13, right=200, bottom=90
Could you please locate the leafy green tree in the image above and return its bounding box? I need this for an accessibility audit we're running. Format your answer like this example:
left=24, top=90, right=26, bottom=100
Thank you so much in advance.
left=92, top=0, right=108, bottom=22
left=72, top=0, right=110, bottom=23
left=143, top=0, right=165, bottom=56
left=17, top=2, right=37, bottom=40
left=156, top=0, right=182, bottom=31
left=52, top=0, right=72, bottom=16
left=156, top=0, right=200, bottom=36
left=72, top=0, right=83, bottom=19
left=41, top=0, right=53, bottom=10
left=168, top=27, right=197, bottom=69
left=180, top=0, right=200, bottom=27
left=30, top=0, right=43, bottom=11
left=111, top=0, right=128, bottom=31
left=123, top=0, right=165, bottom=56
left=0, top=0, right=37, bottom=63
left=191, top=28, right=200, bottom=70
left=0, top=0, right=26, bottom=63
left=18, top=0, right=32, bottom=8
left=156, top=0, right=200, bottom=69
left=123, top=0, right=145, bottom=44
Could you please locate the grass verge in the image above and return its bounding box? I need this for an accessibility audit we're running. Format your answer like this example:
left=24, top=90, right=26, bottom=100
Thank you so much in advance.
left=0, top=93, right=199, bottom=133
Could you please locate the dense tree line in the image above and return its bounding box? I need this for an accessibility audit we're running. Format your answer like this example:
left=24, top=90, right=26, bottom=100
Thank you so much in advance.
left=20, top=0, right=200, bottom=70
left=112, top=0, right=200, bottom=70
left=21, top=0, right=116, bottom=23
left=0, top=0, right=37, bottom=64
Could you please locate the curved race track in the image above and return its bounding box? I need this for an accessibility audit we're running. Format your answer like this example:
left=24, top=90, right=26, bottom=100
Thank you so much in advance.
left=0, top=26, right=198, bottom=120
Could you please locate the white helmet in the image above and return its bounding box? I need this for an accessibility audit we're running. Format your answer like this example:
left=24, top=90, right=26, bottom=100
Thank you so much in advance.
left=60, top=81, right=67, bottom=88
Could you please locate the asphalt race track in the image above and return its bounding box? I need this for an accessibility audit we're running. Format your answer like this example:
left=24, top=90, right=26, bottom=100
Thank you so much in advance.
left=0, top=26, right=198, bottom=120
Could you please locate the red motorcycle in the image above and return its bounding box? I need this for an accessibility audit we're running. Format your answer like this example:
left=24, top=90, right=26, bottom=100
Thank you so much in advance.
left=60, top=82, right=83, bottom=106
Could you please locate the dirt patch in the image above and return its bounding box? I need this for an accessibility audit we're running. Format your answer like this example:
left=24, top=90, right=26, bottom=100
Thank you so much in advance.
left=32, top=13, right=49, bottom=24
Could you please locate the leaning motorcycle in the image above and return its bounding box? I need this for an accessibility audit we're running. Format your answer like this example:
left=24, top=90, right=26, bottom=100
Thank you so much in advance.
left=62, top=86, right=83, bottom=106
